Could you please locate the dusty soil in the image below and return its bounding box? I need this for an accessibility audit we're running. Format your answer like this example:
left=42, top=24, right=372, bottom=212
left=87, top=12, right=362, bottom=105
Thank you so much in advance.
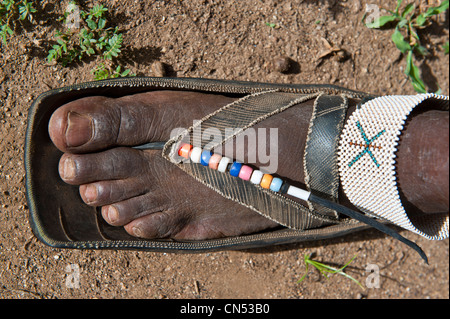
left=0, top=0, right=448, bottom=300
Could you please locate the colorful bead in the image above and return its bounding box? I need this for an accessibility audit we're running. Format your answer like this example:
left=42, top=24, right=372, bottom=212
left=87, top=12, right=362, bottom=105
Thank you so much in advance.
left=229, top=162, right=243, bottom=177
left=200, top=150, right=213, bottom=166
left=279, top=182, right=290, bottom=194
left=209, top=153, right=222, bottom=170
left=286, top=185, right=310, bottom=201
left=217, top=157, right=231, bottom=173
left=179, top=147, right=314, bottom=203
left=250, top=170, right=264, bottom=185
left=260, top=174, right=273, bottom=189
left=190, top=147, right=202, bottom=163
left=238, top=165, right=253, bottom=181
left=178, top=143, right=193, bottom=159
left=269, top=177, right=283, bottom=192
left=186, top=148, right=291, bottom=196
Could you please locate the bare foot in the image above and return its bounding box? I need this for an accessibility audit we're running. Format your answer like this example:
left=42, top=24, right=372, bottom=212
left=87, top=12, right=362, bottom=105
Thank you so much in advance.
left=48, top=90, right=449, bottom=240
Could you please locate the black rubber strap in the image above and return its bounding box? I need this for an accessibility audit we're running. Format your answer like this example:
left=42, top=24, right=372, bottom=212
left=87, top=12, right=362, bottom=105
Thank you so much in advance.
left=309, top=193, right=428, bottom=264
left=132, top=141, right=166, bottom=150
left=304, top=94, right=348, bottom=218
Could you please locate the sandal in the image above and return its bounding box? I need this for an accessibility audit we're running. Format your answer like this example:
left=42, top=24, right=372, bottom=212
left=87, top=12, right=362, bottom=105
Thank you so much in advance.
left=25, top=77, right=447, bottom=262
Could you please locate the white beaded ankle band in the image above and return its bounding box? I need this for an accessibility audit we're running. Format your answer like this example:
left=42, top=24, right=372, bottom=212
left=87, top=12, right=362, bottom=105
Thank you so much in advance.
left=338, top=94, right=449, bottom=241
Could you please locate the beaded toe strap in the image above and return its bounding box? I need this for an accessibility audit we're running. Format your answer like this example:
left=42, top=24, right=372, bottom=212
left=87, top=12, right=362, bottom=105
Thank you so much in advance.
left=163, top=90, right=338, bottom=230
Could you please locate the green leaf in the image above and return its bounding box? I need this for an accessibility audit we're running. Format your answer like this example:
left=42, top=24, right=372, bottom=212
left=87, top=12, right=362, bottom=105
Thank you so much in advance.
left=397, top=18, right=408, bottom=29
left=265, top=22, right=276, bottom=28
left=444, top=42, right=449, bottom=55
left=90, top=4, right=107, bottom=18
left=91, top=64, right=109, bottom=80
left=19, top=9, right=27, bottom=20
left=17, top=1, right=36, bottom=21
left=423, top=0, right=449, bottom=17
left=415, top=14, right=427, bottom=27
left=401, top=3, right=415, bottom=17
left=365, top=15, right=397, bottom=28
left=297, top=255, right=311, bottom=284
left=395, top=0, right=403, bottom=14
left=414, top=45, right=429, bottom=56
left=98, top=18, right=106, bottom=30
left=96, top=41, right=105, bottom=50
left=56, top=39, right=68, bottom=53
left=391, top=27, right=411, bottom=53
left=47, top=49, right=56, bottom=62
left=121, top=68, right=131, bottom=77
left=6, top=24, right=13, bottom=35
left=5, top=0, right=14, bottom=11
left=86, top=18, right=97, bottom=30
left=103, top=33, right=123, bottom=60
left=405, top=50, right=427, bottom=93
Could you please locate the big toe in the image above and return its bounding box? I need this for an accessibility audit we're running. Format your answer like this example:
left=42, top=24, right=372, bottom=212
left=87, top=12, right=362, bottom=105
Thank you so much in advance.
left=48, top=91, right=237, bottom=154
left=48, top=94, right=163, bottom=153
left=49, top=96, right=121, bottom=153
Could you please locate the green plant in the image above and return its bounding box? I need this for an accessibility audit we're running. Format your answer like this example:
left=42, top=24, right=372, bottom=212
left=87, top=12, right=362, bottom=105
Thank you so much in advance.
left=91, top=63, right=132, bottom=81
left=444, top=41, right=449, bottom=54
left=0, top=0, right=36, bottom=45
left=47, top=2, right=133, bottom=79
left=297, top=253, right=363, bottom=288
left=364, top=0, right=449, bottom=93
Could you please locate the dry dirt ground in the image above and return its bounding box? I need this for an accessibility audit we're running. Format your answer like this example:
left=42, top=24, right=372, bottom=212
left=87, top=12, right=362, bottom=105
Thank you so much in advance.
left=0, top=0, right=448, bottom=300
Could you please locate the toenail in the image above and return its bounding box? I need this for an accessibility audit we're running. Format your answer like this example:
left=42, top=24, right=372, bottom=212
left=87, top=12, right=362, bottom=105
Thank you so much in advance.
left=66, top=112, right=93, bottom=147
left=132, top=226, right=142, bottom=237
left=107, top=206, right=119, bottom=223
left=61, top=157, right=76, bottom=180
left=84, top=185, right=97, bottom=203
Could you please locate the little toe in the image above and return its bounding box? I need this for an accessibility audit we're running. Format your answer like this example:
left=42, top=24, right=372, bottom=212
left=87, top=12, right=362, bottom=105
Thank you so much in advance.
left=123, top=209, right=185, bottom=239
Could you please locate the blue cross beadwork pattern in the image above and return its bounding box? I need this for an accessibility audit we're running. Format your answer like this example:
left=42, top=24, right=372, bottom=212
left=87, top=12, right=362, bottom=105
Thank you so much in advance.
left=348, top=121, right=385, bottom=168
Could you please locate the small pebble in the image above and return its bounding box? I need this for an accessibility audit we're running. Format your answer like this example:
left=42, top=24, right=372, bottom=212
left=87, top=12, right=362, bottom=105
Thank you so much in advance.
left=272, top=56, right=291, bottom=73
left=336, top=50, right=348, bottom=62
left=151, top=61, right=166, bottom=77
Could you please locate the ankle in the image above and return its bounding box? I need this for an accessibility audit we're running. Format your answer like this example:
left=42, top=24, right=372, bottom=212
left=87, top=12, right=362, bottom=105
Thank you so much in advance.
left=397, top=110, right=449, bottom=213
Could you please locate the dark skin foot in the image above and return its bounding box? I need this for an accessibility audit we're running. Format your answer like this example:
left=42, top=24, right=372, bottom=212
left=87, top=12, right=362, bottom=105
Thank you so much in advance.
left=48, top=91, right=449, bottom=240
